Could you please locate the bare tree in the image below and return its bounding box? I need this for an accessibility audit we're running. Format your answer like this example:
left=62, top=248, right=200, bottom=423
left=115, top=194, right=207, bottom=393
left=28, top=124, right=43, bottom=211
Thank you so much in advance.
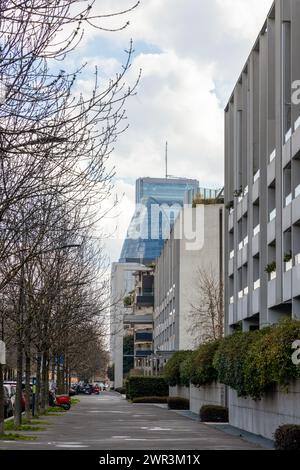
left=189, top=267, right=224, bottom=346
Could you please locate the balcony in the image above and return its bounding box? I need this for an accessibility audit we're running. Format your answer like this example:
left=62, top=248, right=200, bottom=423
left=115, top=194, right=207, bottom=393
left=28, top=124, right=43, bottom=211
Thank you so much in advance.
left=135, top=350, right=153, bottom=357
left=135, top=332, right=153, bottom=342
left=136, top=295, right=154, bottom=307
left=123, top=314, right=153, bottom=326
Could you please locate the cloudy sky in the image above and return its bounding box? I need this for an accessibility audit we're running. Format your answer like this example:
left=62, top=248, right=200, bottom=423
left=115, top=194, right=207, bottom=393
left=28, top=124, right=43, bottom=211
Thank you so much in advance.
left=73, top=0, right=273, bottom=262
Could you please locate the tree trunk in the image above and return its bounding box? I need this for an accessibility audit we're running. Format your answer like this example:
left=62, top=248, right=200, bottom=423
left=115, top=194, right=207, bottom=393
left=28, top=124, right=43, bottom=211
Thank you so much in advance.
left=14, top=341, right=23, bottom=427
left=25, top=352, right=31, bottom=421
left=36, top=353, right=42, bottom=416
left=0, top=364, right=4, bottom=435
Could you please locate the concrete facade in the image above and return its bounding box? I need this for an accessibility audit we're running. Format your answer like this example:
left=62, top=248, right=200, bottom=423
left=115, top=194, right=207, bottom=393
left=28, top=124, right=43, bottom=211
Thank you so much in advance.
left=229, top=382, right=300, bottom=440
left=154, top=204, right=223, bottom=352
left=169, top=383, right=226, bottom=415
left=225, top=0, right=300, bottom=333
left=224, top=0, right=300, bottom=439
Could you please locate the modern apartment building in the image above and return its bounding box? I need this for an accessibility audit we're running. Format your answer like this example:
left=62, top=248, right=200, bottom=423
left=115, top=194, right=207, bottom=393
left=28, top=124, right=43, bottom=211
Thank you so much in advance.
left=123, top=266, right=154, bottom=372
left=225, top=0, right=300, bottom=332
left=154, top=200, right=224, bottom=354
left=110, top=262, right=142, bottom=388
left=224, top=0, right=300, bottom=438
left=119, top=177, right=199, bottom=263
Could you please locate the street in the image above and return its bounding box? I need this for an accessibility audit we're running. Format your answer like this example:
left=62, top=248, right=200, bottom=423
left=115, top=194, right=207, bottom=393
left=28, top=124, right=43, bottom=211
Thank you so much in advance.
left=0, top=392, right=263, bottom=450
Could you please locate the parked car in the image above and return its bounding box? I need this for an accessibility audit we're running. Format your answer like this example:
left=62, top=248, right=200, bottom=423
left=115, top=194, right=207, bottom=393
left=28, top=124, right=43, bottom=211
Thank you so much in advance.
left=92, top=384, right=100, bottom=395
left=4, top=381, right=28, bottom=411
left=3, top=385, right=13, bottom=418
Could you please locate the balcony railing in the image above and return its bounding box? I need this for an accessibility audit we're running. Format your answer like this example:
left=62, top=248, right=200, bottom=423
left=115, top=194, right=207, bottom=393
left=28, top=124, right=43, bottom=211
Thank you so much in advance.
left=295, top=253, right=300, bottom=266
left=269, top=208, right=276, bottom=222
left=135, top=350, right=153, bottom=357
left=253, top=224, right=260, bottom=237
left=230, top=250, right=235, bottom=260
left=295, top=184, right=300, bottom=199
left=285, top=193, right=292, bottom=207
left=285, top=260, right=293, bottom=272
left=285, top=128, right=292, bottom=143
left=269, top=148, right=276, bottom=163
left=254, top=279, right=260, bottom=290
left=270, top=271, right=277, bottom=281
left=295, top=115, right=300, bottom=131
left=135, top=332, right=153, bottom=342
left=253, top=169, right=260, bottom=183
left=136, top=295, right=154, bottom=307
left=229, top=296, right=234, bottom=304
left=238, top=290, right=244, bottom=299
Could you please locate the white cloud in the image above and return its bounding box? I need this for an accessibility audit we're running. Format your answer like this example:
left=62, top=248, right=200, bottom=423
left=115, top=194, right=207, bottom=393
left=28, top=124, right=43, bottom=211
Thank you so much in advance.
left=77, top=0, right=274, bottom=261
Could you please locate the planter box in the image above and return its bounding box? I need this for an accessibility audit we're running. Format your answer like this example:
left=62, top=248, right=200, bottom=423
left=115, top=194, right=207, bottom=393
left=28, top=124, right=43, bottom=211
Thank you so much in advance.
left=228, top=380, right=300, bottom=440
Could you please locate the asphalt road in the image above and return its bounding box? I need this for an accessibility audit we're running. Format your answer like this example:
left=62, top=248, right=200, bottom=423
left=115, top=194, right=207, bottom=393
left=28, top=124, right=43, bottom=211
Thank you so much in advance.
left=0, top=392, right=262, bottom=450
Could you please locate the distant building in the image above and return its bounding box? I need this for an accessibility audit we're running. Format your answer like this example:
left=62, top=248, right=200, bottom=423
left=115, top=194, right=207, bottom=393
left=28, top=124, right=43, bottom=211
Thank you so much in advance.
left=153, top=200, right=224, bottom=357
left=110, top=262, right=141, bottom=388
left=123, top=266, right=154, bottom=373
left=119, top=177, right=199, bottom=264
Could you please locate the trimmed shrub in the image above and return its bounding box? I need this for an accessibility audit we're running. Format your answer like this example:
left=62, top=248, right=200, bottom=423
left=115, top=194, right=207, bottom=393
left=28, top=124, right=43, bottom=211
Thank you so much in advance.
left=190, top=340, right=220, bottom=387
left=243, top=320, right=300, bottom=399
left=126, top=376, right=168, bottom=400
left=132, top=396, right=168, bottom=404
left=115, top=387, right=126, bottom=394
left=179, top=351, right=197, bottom=387
left=167, top=397, right=190, bottom=410
left=213, top=330, right=258, bottom=397
left=164, top=351, right=193, bottom=386
left=200, top=405, right=228, bottom=423
left=274, top=425, right=300, bottom=451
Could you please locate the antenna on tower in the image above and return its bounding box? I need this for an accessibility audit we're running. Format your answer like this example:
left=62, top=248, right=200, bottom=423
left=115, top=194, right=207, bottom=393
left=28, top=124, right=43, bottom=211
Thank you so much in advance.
left=165, top=141, right=168, bottom=179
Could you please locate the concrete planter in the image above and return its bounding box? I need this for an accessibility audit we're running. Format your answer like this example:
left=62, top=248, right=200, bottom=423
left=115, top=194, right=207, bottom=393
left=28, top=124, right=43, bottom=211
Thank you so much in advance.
left=169, top=382, right=225, bottom=415
left=228, top=380, right=300, bottom=440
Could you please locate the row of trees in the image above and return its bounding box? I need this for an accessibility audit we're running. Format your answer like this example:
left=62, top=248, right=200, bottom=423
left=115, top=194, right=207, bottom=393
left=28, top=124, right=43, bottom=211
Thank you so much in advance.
left=0, top=0, right=139, bottom=432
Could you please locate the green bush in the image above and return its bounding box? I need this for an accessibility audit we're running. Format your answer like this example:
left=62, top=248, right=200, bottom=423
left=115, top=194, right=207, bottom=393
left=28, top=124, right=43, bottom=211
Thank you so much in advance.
left=126, top=376, right=169, bottom=400
left=164, top=351, right=192, bottom=386
left=167, top=397, right=189, bottom=410
left=200, top=405, right=228, bottom=423
left=213, top=330, right=258, bottom=397
left=179, top=351, right=197, bottom=387
left=190, top=341, right=220, bottom=387
left=274, top=425, right=300, bottom=451
left=243, top=320, right=300, bottom=399
left=132, top=396, right=168, bottom=404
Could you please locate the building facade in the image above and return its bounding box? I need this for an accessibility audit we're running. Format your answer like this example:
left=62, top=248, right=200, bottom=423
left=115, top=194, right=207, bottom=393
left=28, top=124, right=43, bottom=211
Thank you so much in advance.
left=225, top=0, right=300, bottom=333
left=119, top=177, right=199, bottom=264
left=224, top=0, right=300, bottom=438
left=110, top=262, right=142, bottom=388
left=154, top=203, right=224, bottom=354
left=123, top=266, right=154, bottom=372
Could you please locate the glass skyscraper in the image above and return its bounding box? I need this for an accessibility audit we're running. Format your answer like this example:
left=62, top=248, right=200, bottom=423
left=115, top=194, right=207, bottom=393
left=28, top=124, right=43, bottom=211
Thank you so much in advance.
left=119, top=177, right=199, bottom=263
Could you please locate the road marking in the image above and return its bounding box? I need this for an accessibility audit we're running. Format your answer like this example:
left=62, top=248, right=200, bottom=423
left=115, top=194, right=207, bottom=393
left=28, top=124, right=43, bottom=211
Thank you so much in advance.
left=55, top=444, right=89, bottom=448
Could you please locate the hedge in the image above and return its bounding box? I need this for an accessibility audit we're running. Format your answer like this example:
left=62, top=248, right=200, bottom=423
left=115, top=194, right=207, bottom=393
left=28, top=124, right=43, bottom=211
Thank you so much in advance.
left=167, top=397, right=190, bottom=410
left=126, top=376, right=169, bottom=400
left=274, top=425, right=300, bottom=450
left=213, top=330, right=258, bottom=397
left=163, top=351, right=192, bottom=387
left=200, top=405, right=228, bottom=423
left=164, top=319, right=300, bottom=400
left=190, top=340, right=220, bottom=387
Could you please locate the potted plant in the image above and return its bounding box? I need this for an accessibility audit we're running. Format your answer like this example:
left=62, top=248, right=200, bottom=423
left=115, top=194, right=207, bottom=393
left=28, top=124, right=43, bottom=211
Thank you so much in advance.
left=284, top=251, right=292, bottom=263
left=225, top=200, right=234, bottom=210
left=265, top=261, right=276, bottom=274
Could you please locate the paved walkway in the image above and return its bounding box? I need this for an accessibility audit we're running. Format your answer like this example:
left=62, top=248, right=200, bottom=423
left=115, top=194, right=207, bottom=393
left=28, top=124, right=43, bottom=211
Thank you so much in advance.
left=0, top=392, right=263, bottom=450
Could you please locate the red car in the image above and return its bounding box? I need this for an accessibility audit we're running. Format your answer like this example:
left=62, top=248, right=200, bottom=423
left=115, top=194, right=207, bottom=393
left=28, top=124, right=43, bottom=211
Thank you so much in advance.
left=92, top=384, right=100, bottom=395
